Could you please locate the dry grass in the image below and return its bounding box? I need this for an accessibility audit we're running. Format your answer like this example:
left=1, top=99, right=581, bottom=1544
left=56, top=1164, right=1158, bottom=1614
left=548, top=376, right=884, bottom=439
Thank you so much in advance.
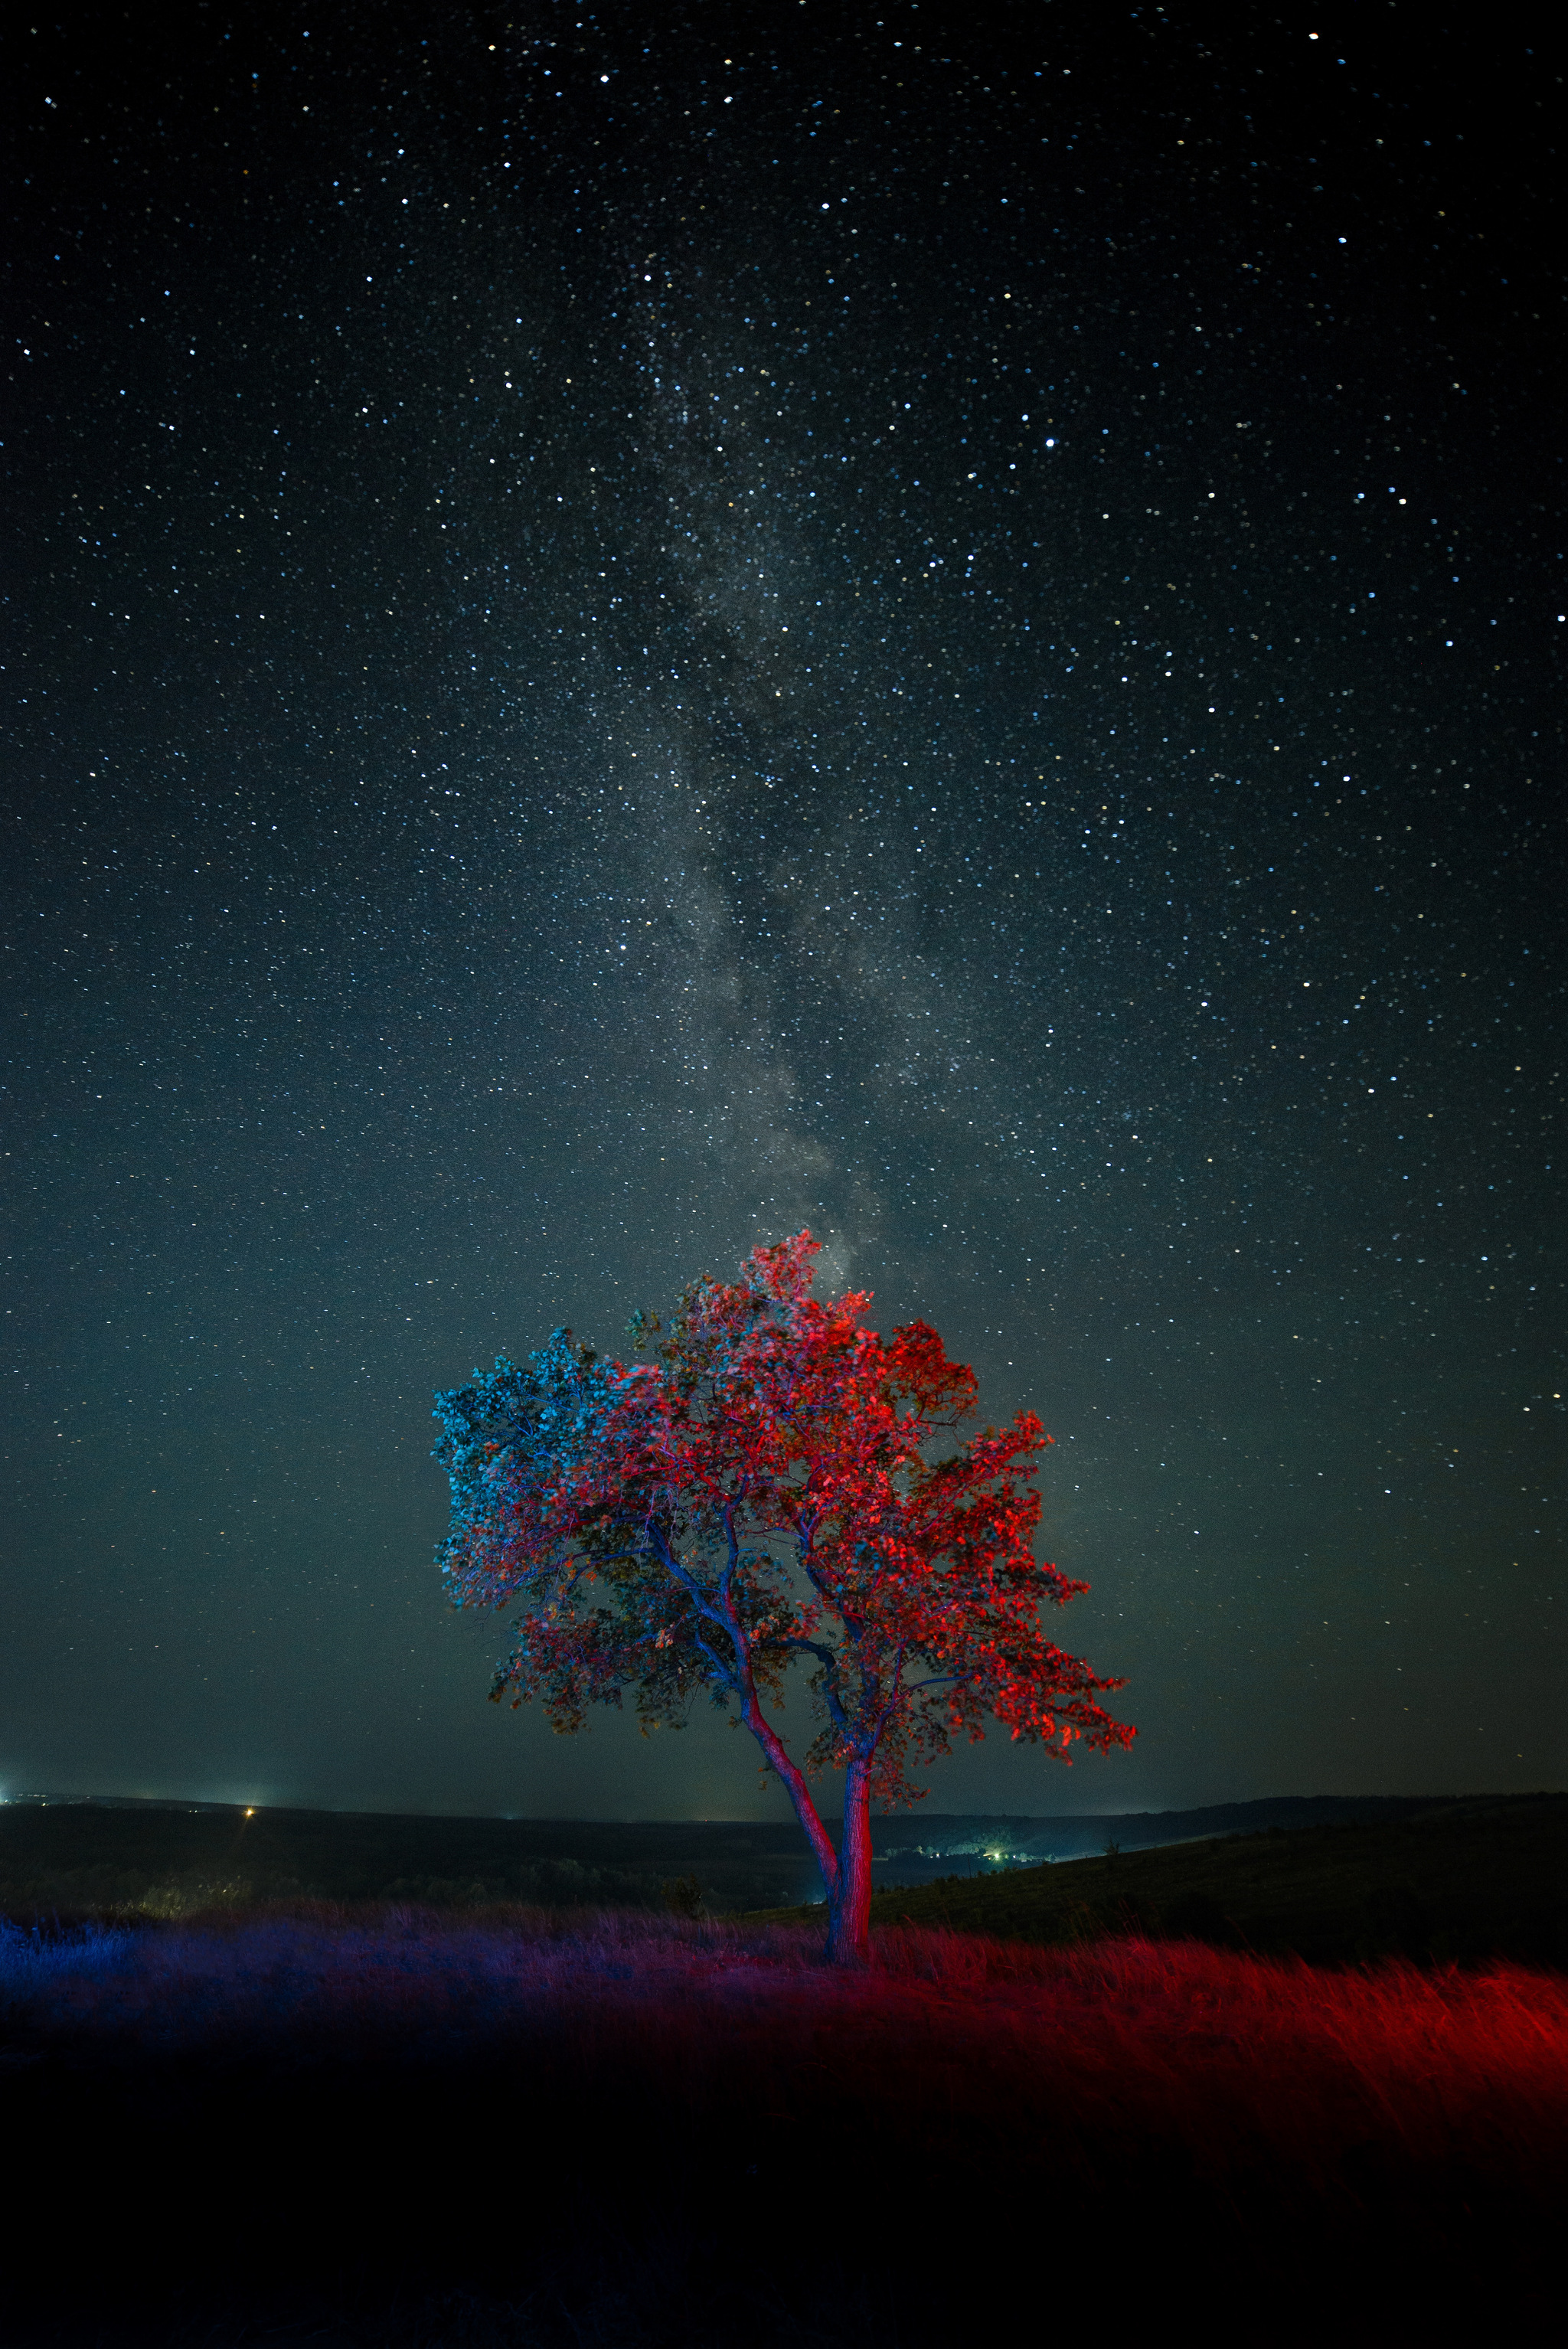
left=2, top=1906, right=1563, bottom=2343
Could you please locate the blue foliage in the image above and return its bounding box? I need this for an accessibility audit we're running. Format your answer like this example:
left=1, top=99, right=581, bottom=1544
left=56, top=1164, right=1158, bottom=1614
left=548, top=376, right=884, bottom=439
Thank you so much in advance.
left=431, top=1331, right=638, bottom=1604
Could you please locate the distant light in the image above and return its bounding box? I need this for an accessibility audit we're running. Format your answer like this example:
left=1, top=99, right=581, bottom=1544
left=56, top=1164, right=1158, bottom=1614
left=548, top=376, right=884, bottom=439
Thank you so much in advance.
left=243, top=1807, right=256, bottom=1817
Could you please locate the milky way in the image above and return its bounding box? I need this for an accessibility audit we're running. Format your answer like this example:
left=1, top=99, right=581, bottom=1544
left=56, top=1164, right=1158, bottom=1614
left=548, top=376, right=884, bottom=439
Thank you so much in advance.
left=5, top=2, right=1560, bottom=1818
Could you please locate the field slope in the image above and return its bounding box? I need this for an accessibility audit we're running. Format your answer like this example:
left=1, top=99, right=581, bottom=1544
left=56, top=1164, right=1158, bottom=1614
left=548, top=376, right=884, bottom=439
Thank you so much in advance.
left=756, top=1792, right=1568, bottom=1965
left=0, top=1904, right=1563, bottom=2342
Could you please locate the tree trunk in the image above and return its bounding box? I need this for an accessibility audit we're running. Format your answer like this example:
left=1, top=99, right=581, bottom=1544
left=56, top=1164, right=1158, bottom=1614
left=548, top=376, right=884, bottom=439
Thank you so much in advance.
left=825, top=1759, right=874, bottom=1966
left=740, top=1699, right=872, bottom=1966
left=740, top=1696, right=841, bottom=1917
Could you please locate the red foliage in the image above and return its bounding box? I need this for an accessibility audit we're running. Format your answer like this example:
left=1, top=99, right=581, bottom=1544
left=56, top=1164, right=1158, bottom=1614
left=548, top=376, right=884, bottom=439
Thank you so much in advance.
left=436, top=1233, right=1132, bottom=1963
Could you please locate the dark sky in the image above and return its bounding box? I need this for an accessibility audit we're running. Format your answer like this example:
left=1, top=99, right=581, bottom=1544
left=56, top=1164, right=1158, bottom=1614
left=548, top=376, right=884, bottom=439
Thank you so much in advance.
left=5, top=1, right=1561, bottom=1821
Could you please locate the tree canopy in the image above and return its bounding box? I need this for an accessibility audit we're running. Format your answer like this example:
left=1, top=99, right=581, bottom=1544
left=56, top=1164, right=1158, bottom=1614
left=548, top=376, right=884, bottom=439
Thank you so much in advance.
left=433, top=1232, right=1133, bottom=1962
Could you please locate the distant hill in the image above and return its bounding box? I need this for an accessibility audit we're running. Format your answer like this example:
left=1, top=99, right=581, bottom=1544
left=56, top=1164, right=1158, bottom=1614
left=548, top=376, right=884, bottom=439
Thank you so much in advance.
left=861, top=1793, right=1498, bottom=1885
left=760, top=1791, right=1568, bottom=1968
left=4, top=1790, right=1559, bottom=1923
left=0, top=1801, right=818, bottom=1918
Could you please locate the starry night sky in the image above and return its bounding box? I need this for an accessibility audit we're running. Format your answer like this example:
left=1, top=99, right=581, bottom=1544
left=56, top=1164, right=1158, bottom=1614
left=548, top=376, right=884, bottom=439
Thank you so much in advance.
left=5, top=1, right=1561, bottom=1821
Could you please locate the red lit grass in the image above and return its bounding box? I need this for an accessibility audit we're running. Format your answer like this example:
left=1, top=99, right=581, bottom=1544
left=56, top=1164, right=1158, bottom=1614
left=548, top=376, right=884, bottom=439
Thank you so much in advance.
left=8, top=1903, right=1566, bottom=2172
left=4, top=1909, right=1563, bottom=2339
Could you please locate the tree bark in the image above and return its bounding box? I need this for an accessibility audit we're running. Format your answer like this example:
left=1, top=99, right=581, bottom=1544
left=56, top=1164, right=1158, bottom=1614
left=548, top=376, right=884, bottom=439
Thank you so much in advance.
left=740, top=1699, right=874, bottom=1965
left=825, top=1759, right=874, bottom=1966
left=739, top=1695, right=841, bottom=1916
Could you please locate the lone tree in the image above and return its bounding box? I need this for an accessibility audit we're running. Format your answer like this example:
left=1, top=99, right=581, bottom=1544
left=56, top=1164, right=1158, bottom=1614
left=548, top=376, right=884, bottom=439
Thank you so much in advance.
left=433, top=1233, right=1133, bottom=1965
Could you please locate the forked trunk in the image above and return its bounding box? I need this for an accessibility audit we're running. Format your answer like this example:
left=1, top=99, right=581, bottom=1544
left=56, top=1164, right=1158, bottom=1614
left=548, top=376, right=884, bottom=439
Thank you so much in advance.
left=741, top=1697, right=844, bottom=1925
left=825, top=1760, right=874, bottom=1966
left=742, top=1700, right=874, bottom=1966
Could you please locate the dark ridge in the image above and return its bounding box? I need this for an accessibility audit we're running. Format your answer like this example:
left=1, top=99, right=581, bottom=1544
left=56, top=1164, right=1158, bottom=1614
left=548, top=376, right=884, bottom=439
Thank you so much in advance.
left=5, top=1789, right=1555, bottom=1922
left=766, top=1791, right=1568, bottom=1969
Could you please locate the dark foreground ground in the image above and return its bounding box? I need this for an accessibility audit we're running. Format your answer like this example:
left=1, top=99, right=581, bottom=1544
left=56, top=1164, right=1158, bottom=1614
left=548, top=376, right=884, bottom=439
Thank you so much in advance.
left=1, top=1898, right=1563, bottom=2347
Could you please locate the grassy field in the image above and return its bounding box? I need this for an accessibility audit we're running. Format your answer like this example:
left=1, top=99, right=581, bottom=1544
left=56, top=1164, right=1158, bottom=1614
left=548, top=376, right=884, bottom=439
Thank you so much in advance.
left=754, top=1791, right=1568, bottom=1966
left=2, top=1796, right=1561, bottom=2340
left=0, top=1902, right=1563, bottom=2344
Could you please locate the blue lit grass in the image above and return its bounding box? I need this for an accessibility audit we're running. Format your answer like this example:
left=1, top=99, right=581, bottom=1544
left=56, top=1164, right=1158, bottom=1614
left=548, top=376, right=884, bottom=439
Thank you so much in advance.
left=2, top=1903, right=1563, bottom=2342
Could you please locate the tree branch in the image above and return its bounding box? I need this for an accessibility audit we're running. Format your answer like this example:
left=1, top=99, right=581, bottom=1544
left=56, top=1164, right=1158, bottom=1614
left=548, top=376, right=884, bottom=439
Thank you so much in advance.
left=779, top=1635, right=849, bottom=1731
left=863, top=1642, right=910, bottom=1750
left=644, top=1513, right=747, bottom=1684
